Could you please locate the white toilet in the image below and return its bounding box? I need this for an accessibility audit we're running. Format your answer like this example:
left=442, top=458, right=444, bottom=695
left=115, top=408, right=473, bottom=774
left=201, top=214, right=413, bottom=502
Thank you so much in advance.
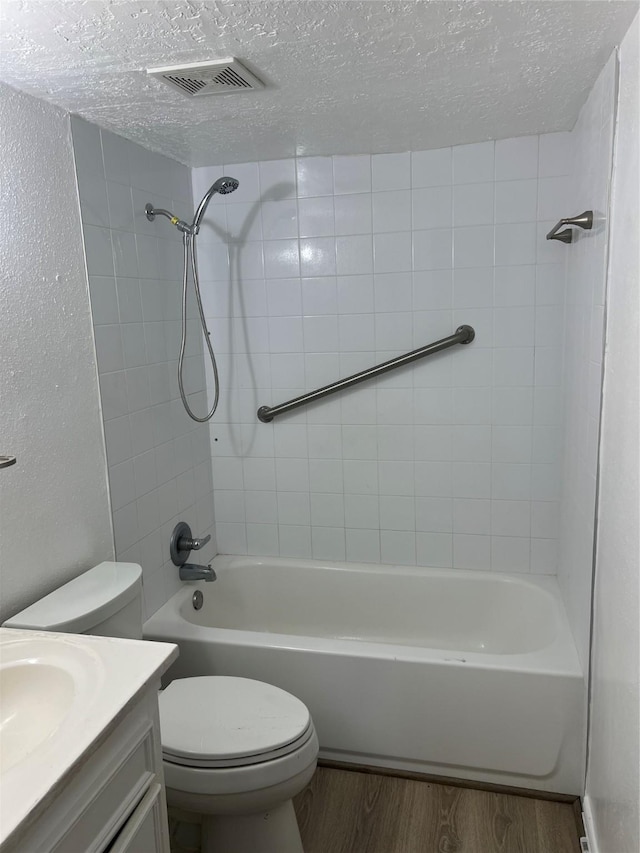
left=4, top=562, right=319, bottom=853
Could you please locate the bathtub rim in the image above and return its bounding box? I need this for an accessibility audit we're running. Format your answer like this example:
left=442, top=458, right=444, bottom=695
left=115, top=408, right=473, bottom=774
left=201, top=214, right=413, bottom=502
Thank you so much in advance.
left=144, top=556, right=582, bottom=678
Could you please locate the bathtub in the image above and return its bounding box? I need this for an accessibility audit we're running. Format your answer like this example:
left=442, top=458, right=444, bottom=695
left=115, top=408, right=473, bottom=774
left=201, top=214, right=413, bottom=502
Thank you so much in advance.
left=144, top=556, right=585, bottom=795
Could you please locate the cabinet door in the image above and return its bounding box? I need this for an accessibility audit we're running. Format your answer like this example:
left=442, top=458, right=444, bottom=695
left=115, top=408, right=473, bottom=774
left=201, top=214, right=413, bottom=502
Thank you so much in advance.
left=51, top=727, right=155, bottom=853
left=108, top=783, right=169, bottom=853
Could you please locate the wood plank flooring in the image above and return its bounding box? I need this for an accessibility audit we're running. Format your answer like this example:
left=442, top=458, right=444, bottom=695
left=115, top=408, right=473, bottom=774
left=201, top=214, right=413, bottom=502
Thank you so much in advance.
left=293, top=767, right=582, bottom=853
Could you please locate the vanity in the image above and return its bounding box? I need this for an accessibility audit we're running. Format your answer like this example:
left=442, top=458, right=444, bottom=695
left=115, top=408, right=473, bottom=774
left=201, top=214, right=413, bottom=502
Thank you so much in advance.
left=0, top=628, right=177, bottom=853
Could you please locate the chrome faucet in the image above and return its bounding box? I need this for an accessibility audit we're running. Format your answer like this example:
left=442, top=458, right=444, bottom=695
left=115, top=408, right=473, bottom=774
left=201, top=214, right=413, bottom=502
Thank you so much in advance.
left=170, top=521, right=216, bottom=583
left=179, top=563, right=217, bottom=582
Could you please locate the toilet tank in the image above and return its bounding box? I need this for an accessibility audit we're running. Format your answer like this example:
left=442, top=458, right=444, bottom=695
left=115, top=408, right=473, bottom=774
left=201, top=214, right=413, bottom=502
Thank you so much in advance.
left=3, top=562, right=144, bottom=639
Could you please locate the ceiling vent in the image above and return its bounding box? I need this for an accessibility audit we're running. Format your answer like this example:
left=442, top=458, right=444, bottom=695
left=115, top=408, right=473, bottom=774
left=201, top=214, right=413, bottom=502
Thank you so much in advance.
left=147, top=58, right=264, bottom=97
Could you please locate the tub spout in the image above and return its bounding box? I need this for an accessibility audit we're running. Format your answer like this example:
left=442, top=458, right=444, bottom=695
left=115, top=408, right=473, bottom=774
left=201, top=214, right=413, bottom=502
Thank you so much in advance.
left=179, top=563, right=217, bottom=582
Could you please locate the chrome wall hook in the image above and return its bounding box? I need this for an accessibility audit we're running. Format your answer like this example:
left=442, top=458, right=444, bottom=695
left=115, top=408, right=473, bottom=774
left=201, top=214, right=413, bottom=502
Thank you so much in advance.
left=546, top=210, right=593, bottom=243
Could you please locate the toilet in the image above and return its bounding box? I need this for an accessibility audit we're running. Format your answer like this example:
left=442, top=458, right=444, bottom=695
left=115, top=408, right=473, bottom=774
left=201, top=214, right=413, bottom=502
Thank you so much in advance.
left=4, top=562, right=318, bottom=853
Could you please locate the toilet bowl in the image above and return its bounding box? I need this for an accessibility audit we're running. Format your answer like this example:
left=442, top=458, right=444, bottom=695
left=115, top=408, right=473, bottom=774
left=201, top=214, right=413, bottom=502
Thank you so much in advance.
left=3, top=562, right=319, bottom=853
left=159, top=675, right=318, bottom=853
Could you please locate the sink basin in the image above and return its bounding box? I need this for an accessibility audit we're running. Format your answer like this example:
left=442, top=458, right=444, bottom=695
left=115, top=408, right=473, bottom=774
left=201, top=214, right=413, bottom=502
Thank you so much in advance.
left=1, top=661, right=75, bottom=771
left=0, top=636, right=103, bottom=773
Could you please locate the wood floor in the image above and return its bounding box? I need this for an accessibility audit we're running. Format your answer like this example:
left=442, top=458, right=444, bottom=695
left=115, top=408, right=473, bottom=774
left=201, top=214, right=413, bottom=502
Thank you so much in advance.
left=293, top=766, right=582, bottom=853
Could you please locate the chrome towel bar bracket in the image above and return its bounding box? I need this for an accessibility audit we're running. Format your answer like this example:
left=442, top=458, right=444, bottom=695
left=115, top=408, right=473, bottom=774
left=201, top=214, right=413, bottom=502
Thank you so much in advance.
left=257, top=325, right=475, bottom=423
left=546, top=210, right=593, bottom=243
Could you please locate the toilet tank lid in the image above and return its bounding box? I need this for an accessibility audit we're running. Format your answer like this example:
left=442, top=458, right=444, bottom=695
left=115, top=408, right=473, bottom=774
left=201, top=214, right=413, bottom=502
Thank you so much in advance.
left=3, top=562, right=142, bottom=633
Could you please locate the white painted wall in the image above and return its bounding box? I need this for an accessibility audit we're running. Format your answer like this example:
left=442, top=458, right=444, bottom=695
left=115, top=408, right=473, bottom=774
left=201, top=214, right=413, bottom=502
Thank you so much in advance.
left=585, top=15, right=640, bottom=853
left=0, top=83, right=113, bottom=622
left=193, top=135, right=570, bottom=571
left=557, top=54, right=618, bottom=671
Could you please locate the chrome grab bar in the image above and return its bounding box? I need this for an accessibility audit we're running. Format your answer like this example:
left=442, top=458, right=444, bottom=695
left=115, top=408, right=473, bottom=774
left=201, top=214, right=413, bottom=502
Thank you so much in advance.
left=546, top=210, right=593, bottom=243
left=257, top=325, right=475, bottom=423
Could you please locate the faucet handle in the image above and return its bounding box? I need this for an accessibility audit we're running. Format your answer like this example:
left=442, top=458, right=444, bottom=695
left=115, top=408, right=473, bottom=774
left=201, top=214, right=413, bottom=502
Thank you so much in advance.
left=170, top=521, right=211, bottom=566
left=180, top=533, right=211, bottom=551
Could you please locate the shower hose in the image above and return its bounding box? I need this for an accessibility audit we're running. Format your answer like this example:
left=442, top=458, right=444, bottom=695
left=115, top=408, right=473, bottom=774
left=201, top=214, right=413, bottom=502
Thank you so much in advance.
left=178, top=231, right=220, bottom=423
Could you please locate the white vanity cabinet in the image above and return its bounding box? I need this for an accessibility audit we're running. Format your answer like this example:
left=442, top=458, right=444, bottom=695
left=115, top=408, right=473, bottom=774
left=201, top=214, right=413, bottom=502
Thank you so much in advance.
left=3, top=684, right=170, bottom=853
left=0, top=630, right=178, bottom=853
left=3, top=684, right=169, bottom=853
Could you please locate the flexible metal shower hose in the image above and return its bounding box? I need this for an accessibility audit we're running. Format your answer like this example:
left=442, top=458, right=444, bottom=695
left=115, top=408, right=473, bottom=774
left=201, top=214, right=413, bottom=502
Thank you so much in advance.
left=177, top=232, right=220, bottom=422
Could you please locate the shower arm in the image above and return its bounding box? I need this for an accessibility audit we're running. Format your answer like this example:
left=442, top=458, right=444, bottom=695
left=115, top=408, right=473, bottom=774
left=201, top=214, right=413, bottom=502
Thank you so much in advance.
left=145, top=203, right=192, bottom=234
left=145, top=178, right=237, bottom=237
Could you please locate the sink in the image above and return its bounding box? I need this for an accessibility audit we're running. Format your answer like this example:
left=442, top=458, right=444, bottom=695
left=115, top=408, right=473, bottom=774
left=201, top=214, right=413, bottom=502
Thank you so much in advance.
left=0, top=636, right=103, bottom=773
left=1, top=661, right=76, bottom=771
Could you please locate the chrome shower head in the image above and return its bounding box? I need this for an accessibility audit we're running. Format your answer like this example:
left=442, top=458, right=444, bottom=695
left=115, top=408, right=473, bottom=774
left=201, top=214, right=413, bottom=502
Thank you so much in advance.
left=212, top=176, right=239, bottom=195
left=192, top=175, right=239, bottom=232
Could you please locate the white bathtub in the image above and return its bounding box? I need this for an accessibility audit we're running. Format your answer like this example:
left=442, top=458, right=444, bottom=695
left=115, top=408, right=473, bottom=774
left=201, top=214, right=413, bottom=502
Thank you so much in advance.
left=144, top=556, right=585, bottom=795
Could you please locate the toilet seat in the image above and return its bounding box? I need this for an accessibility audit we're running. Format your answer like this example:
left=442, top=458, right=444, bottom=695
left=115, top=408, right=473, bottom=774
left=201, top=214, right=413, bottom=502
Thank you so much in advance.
left=159, top=676, right=312, bottom=769
left=162, top=723, right=320, bottom=799
left=164, top=723, right=316, bottom=768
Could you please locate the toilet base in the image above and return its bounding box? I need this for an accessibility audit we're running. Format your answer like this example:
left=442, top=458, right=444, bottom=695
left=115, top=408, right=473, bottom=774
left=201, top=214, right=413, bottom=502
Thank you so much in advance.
left=163, top=730, right=317, bottom=852
left=201, top=799, right=303, bottom=853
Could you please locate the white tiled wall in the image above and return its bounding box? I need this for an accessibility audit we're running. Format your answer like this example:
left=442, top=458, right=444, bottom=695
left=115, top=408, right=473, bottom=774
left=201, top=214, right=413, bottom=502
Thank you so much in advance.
left=558, top=54, right=618, bottom=669
left=192, top=133, right=571, bottom=572
left=71, top=118, right=217, bottom=617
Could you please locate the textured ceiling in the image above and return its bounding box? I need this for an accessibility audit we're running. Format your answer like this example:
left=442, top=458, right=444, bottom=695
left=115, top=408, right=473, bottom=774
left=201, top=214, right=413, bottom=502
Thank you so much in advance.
left=0, top=1, right=637, bottom=166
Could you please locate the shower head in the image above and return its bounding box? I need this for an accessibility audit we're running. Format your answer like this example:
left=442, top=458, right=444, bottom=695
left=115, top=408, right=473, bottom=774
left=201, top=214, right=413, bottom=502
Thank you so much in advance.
left=192, top=175, right=239, bottom=232
left=211, top=176, right=239, bottom=195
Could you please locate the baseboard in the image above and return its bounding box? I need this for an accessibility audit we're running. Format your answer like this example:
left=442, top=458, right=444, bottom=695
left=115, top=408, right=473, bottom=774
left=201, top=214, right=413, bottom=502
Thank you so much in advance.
left=318, top=758, right=579, bottom=804
left=581, top=795, right=599, bottom=853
